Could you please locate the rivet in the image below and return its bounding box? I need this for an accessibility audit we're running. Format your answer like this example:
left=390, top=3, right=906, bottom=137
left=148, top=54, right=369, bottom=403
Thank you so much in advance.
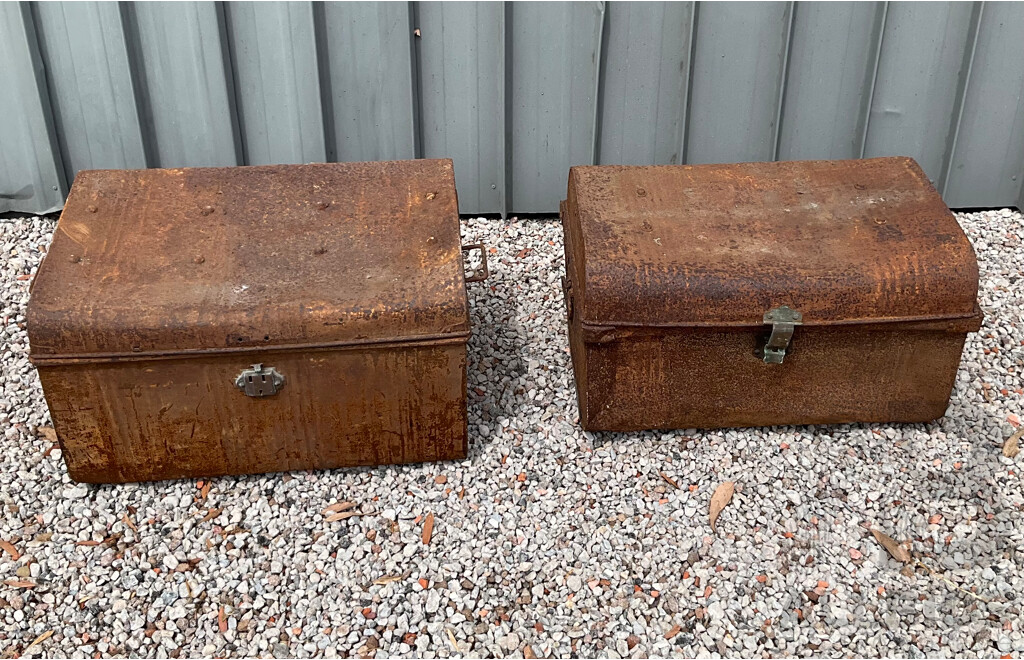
left=68, top=255, right=81, bottom=263
left=874, top=218, right=887, bottom=225
left=426, top=192, right=437, bottom=200
left=86, top=205, right=98, bottom=213
left=194, top=256, right=205, bottom=264
left=200, top=205, right=215, bottom=216
left=316, top=201, right=330, bottom=210
left=636, top=188, right=647, bottom=197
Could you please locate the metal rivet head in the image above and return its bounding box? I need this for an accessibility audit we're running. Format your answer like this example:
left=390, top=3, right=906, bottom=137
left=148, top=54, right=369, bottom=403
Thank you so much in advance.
left=200, top=205, right=215, bottom=216
left=316, top=201, right=330, bottom=210
left=636, top=188, right=647, bottom=197
left=86, top=205, right=98, bottom=213
left=68, top=255, right=81, bottom=263
left=874, top=218, right=886, bottom=225
left=194, top=255, right=205, bottom=264
left=426, top=192, right=437, bottom=200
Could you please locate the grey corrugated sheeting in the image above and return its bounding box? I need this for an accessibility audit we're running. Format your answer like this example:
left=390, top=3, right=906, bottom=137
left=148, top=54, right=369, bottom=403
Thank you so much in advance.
left=2, top=1, right=1023, bottom=216
left=225, top=2, right=326, bottom=165
left=0, top=3, right=65, bottom=214
left=418, top=1, right=506, bottom=213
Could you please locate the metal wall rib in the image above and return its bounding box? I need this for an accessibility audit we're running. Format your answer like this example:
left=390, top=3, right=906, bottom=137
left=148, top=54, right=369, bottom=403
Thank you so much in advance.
left=2, top=0, right=1022, bottom=216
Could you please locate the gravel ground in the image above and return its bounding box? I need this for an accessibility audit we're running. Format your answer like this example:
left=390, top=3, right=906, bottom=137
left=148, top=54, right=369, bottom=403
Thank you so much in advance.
left=0, top=208, right=1022, bottom=659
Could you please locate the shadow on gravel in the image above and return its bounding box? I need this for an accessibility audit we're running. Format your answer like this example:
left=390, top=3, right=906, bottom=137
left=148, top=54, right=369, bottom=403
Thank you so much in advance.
left=463, top=227, right=530, bottom=461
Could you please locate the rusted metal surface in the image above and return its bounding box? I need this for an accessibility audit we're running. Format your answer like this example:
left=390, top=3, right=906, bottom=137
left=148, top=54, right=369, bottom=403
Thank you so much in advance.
left=29, top=159, right=473, bottom=483
left=562, top=157, right=983, bottom=431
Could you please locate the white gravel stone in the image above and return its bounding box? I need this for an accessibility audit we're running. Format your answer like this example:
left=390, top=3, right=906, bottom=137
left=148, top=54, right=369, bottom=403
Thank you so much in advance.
left=0, top=210, right=1021, bottom=658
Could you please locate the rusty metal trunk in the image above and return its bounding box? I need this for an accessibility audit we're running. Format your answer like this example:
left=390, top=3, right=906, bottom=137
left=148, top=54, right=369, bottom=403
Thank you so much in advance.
left=561, top=157, right=983, bottom=431
left=28, top=159, right=481, bottom=483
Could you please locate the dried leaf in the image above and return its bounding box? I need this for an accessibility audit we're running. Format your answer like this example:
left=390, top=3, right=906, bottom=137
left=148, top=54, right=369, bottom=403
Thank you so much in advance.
left=516, top=247, right=533, bottom=259
left=4, top=579, right=36, bottom=588
left=121, top=514, right=137, bottom=532
left=322, top=501, right=356, bottom=515
left=660, top=472, right=679, bottom=489
left=201, top=508, right=223, bottom=523
left=200, top=482, right=211, bottom=500
left=871, top=529, right=912, bottom=563
left=444, top=628, right=460, bottom=653
left=1003, top=428, right=1022, bottom=458
left=38, top=426, right=57, bottom=443
left=373, top=575, right=404, bottom=585
left=0, top=540, right=20, bottom=560
left=422, top=513, right=434, bottom=545
left=76, top=540, right=101, bottom=546
left=523, top=644, right=537, bottom=659
left=218, top=605, right=227, bottom=632
left=325, top=511, right=365, bottom=522
left=23, top=629, right=53, bottom=654
left=709, top=481, right=735, bottom=534
left=664, top=624, right=681, bottom=639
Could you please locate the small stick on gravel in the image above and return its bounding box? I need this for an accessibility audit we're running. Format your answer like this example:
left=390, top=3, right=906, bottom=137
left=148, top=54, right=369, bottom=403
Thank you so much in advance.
left=22, top=629, right=53, bottom=655
left=914, top=558, right=991, bottom=603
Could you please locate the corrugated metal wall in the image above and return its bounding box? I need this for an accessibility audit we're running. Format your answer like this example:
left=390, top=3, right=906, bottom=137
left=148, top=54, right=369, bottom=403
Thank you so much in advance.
left=2, top=1, right=1023, bottom=216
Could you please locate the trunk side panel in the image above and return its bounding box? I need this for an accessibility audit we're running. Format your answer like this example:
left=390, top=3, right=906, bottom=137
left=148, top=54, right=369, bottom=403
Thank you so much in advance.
left=40, top=344, right=468, bottom=483
left=560, top=199, right=589, bottom=424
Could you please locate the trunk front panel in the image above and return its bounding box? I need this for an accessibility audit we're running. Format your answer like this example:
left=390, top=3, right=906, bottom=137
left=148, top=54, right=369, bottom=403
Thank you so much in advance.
left=40, top=343, right=468, bottom=483
left=575, top=325, right=967, bottom=431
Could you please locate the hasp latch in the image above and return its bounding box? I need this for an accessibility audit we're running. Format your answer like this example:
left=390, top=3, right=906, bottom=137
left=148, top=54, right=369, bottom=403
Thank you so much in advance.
left=761, top=306, right=802, bottom=364
left=234, top=363, right=285, bottom=397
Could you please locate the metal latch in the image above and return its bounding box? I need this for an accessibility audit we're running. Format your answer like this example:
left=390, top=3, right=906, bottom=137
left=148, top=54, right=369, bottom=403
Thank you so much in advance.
left=761, top=306, right=802, bottom=364
left=461, top=244, right=490, bottom=282
left=234, top=364, right=285, bottom=397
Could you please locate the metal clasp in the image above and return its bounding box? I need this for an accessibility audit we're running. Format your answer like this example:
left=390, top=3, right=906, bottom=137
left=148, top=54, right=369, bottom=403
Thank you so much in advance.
left=461, top=244, right=489, bottom=282
left=234, top=364, right=285, bottom=397
left=761, top=306, right=802, bottom=364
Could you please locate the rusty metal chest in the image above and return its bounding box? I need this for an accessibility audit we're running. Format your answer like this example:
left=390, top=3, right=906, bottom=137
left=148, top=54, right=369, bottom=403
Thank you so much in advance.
left=561, top=157, right=982, bottom=431
left=28, top=160, right=481, bottom=483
